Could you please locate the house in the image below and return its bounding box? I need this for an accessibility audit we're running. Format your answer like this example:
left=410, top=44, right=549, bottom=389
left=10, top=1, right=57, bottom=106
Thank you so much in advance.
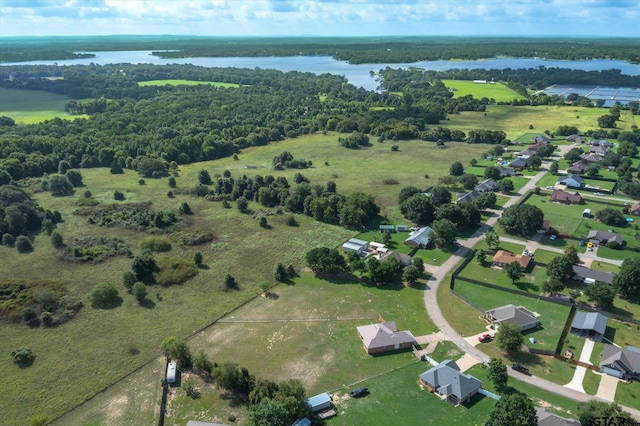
left=379, top=224, right=395, bottom=233
left=378, top=250, right=412, bottom=267
left=457, top=190, right=479, bottom=204
left=566, top=134, right=583, bottom=144
left=404, top=226, right=433, bottom=248
left=580, top=153, right=601, bottom=163
left=419, top=360, right=483, bottom=406
left=539, top=219, right=551, bottom=234
left=582, top=208, right=592, bottom=218
left=474, top=178, right=498, bottom=193
left=531, top=135, right=550, bottom=144
left=509, top=157, right=528, bottom=170
left=342, top=238, right=369, bottom=255
left=631, top=202, right=640, bottom=216
left=572, top=265, right=615, bottom=285
left=600, top=344, right=640, bottom=380
left=292, top=418, right=311, bottom=426
left=498, top=166, right=517, bottom=177
left=528, top=141, right=546, bottom=151
left=306, top=392, right=332, bottom=412
left=491, top=250, right=533, bottom=270
left=517, top=148, right=537, bottom=158
left=356, top=321, right=417, bottom=354
left=557, top=174, right=584, bottom=188
left=590, top=145, right=610, bottom=156
left=587, top=230, right=623, bottom=246
left=550, top=189, right=582, bottom=204
left=485, top=304, right=540, bottom=331
left=571, top=311, right=608, bottom=341
left=566, top=162, right=586, bottom=174
left=167, top=362, right=177, bottom=384
left=535, top=407, right=581, bottom=426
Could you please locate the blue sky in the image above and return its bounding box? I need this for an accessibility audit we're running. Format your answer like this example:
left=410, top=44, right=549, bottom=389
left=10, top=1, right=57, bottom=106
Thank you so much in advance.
left=1, top=0, right=639, bottom=37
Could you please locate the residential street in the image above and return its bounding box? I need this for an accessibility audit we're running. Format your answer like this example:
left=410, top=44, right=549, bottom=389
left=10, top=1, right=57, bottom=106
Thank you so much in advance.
left=422, top=146, right=640, bottom=420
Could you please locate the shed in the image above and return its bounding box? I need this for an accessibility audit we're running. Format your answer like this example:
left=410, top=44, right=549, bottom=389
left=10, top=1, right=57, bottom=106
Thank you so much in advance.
left=307, top=392, right=332, bottom=412
left=396, top=225, right=408, bottom=231
left=582, top=209, right=591, bottom=218
left=167, top=362, right=177, bottom=384
left=379, top=224, right=395, bottom=233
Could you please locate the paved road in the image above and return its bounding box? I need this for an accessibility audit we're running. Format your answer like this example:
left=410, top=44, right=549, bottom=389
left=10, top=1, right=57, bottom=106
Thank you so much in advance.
left=421, top=149, right=640, bottom=420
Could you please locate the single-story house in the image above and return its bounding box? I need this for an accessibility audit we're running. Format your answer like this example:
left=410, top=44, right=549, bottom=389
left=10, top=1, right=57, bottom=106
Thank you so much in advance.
left=356, top=321, right=417, bottom=354
left=378, top=250, right=412, bottom=267
left=572, top=265, right=615, bottom=285
left=485, top=304, right=540, bottom=332
left=419, top=360, right=483, bottom=406
left=631, top=202, right=640, bottom=216
left=600, top=344, right=640, bottom=380
left=590, top=145, right=610, bottom=156
left=510, top=157, right=528, bottom=170
left=307, top=392, right=332, bottom=412
left=551, top=189, right=582, bottom=204
left=571, top=311, right=608, bottom=341
left=557, top=174, right=584, bottom=188
left=457, top=190, right=479, bottom=204
left=167, top=361, right=177, bottom=384
left=498, top=166, right=516, bottom=177
left=518, top=148, right=537, bottom=158
left=566, top=162, right=586, bottom=174
left=474, top=178, right=498, bottom=193
left=566, top=134, right=583, bottom=144
left=582, top=208, right=592, bottom=218
left=529, top=141, right=546, bottom=151
left=535, top=407, right=581, bottom=426
left=491, top=250, right=533, bottom=270
left=292, top=418, right=311, bottom=426
left=379, top=224, right=395, bottom=233
left=404, top=226, right=433, bottom=248
left=342, top=238, right=369, bottom=255
left=587, top=230, right=623, bottom=246
left=539, top=219, right=551, bottom=234
left=532, top=135, right=550, bottom=144
left=580, top=153, right=601, bottom=163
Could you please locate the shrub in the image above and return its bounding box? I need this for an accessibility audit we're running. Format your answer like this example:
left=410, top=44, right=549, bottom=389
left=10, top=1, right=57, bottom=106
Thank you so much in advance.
left=138, top=179, right=146, bottom=185
left=51, top=231, right=64, bottom=248
left=285, top=214, right=297, bottom=226
left=179, top=202, right=192, bottom=215
left=155, top=256, right=199, bottom=286
left=168, top=177, right=176, bottom=188
left=606, top=241, right=621, bottom=249
left=11, top=347, right=35, bottom=366
left=132, top=282, right=147, bottom=303
left=114, top=190, right=125, bottom=200
left=15, top=236, right=33, bottom=253
left=139, top=236, right=172, bottom=252
left=88, top=283, right=120, bottom=308
left=193, top=251, right=203, bottom=266
left=123, top=271, right=137, bottom=290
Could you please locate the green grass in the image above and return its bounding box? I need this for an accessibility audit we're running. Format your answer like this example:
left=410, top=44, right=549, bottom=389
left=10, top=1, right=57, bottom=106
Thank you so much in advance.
left=137, top=79, right=243, bottom=88
left=531, top=249, right=561, bottom=265
left=0, top=87, right=89, bottom=124
left=355, top=228, right=414, bottom=255
left=442, top=79, right=526, bottom=103
left=582, top=369, right=602, bottom=396
left=615, top=380, right=640, bottom=408
left=458, top=260, right=547, bottom=295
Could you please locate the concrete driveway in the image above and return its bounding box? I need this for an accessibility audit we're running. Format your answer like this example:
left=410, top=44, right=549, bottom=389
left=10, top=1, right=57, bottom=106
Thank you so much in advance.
left=596, top=373, right=620, bottom=401
left=564, top=338, right=595, bottom=393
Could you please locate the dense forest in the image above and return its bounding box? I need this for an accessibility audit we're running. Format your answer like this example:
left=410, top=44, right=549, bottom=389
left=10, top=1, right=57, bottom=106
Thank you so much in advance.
left=2, top=36, right=639, bottom=64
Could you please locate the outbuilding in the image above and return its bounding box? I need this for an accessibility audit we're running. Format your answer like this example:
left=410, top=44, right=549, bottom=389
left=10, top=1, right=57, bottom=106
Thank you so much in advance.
left=307, top=392, right=332, bottom=412
left=167, top=361, right=177, bottom=384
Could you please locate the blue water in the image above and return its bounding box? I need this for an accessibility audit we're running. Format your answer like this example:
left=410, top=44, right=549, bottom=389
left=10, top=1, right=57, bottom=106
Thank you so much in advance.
left=2, top=51, right=639, bottom=92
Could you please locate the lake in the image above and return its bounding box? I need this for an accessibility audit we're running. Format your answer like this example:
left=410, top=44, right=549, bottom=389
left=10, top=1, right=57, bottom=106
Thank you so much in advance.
left=2, top=51, right=639, bottom=91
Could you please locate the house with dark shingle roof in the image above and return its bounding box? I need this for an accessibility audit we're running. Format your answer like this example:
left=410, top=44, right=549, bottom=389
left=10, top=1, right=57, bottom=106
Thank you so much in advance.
left=600, top=344, right=640, bottom=380
left=456, top=190, right=479, bottom=204
left=510, top=157, right=528, bottom=170
left=557, top=174, right=584, bottom=188
left=517, top=148, right=537, bottom=158
left=571, top=311, right=608, bottom=341
left=356, top=321, right=416, bottom=354
left=498, top=166, right=517, bottom=177
left=378, top=250, right=412, bottom=267
left=535, top=407, right=581, bottom=426
left=532, top=135, right=550, bottom=144
left=580, top=152, right=601, bottom=163
left=631, top=202, right=640, bottom=216
left=551, top=189, right=582, bottom=204
left=572, top=265, right=615, bottom=285
left=474, top=178, right=498, bottom=193
left=566, top=134, right=583, bottom=144
left=485, top=304, right=540, bottom=331
left=590, top=145, right=610, bottom=156
left=587, top=230, right=623, bottom=246
left=419, top=360, right=483, bottom=406
left=566, top=162, right=586, bottom=174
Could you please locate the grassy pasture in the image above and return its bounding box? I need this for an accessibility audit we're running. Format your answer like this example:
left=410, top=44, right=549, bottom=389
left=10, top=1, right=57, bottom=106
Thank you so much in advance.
left=137, top=79, right=243, bottom=88
left=442, top=79, right=526, bottom=102
left=0, top=87, right=88, bottom=124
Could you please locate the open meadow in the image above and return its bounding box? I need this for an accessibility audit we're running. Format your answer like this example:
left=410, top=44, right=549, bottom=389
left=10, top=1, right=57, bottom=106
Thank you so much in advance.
left=138, top=79, right=244, bottom=88
left=0, top=87, right=88, bottom=123
left=442, top=79, right=526, bottom=102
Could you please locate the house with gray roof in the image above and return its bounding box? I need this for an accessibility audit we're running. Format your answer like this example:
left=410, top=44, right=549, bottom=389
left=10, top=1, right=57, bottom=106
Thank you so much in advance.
left=510, top=157, right=528, bottom=170
left=535, top=407, right=581, bottom=426
left=557, top=174, right=584, bottom=188
left=600, top=344, right=640, bottom=380
left=580, top=152, right=601, bottom=163
left=378, top=250, right=412, bottom=267
left=590, top=144, right=610, bottom=156
left=566, top=162, right=586, bottom=174
left=419, top=360, right=483, bottom=406
left=456, top=190, right=479, bottom=204
left=566, top=134, right=583, bottom=144
left=404, top=226, right=433, bottom=248
left=306, top=392, right=332, bottom=412
left=587, top=230, right=623, bottom=246
left=532, top=135, right=550, bottom=144
left=498, top=166, right=517, bottom=177
left=356, top=321, right=416, bottom=354
left=572, top=265, right=615, bottom=285
left=342, top=238, right=369, bottom=256
left=485, top=304, right=540, bottom=332
left=571, top=311, right=608, bottom=341
left=631, top=202, right=640, bottom=216
left=474, top=178, right=498, bottom=193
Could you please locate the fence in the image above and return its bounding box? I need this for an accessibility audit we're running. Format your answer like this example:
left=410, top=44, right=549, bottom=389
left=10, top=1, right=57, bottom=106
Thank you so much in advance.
left=555, top=304, right=577, bottom=355
left=478, top=388, right=501, bottom=401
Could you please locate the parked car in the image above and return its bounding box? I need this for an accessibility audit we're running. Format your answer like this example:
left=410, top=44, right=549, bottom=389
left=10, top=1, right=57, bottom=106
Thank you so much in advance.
left=550, top=235, right=557, bottom=241
left=350, top=387, right=369, bottom=398
left=511, top=364, right=530, bottom=375
left=478, top=334, right=493, bottom=343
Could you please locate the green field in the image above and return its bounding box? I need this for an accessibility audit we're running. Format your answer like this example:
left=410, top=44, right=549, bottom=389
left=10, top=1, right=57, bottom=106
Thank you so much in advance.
left=442, top=79, right=526, bottom=102
left=0, top=87, right=88, bottom=123
left=138, top=79, right=243, bottom=88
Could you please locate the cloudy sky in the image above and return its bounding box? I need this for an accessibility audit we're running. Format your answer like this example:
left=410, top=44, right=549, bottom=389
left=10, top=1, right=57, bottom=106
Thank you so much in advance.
left=1, top=0, right=639, bottom=37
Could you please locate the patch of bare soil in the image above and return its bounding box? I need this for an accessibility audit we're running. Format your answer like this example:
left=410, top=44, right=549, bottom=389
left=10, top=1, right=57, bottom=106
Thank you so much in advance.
left=104, top=395, right=128, bottom=426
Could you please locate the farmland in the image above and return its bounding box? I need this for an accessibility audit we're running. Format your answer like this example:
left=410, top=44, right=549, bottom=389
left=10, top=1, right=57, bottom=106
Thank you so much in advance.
left=442, top=79, right=526, bottom=102
left=0, top=87, right=87, bottom=123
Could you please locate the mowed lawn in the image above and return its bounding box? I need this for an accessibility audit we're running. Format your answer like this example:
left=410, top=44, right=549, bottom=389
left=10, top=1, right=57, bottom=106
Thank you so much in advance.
left=138, top=79, right=244, bottom=88
left=442, top=79, right=526, bottom=102
left=0, top=87, right=88, bottom=123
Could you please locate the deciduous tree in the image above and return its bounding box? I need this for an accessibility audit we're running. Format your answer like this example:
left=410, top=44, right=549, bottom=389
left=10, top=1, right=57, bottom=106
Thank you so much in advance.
left=486, top=392, right=537, bottom=426
left=585, top=282, right=616, bottom=310
left=613, top=258, right=640, bottom=301
left=487, top=358, right=508, bottom=392
left=504, top=261, right=523, bottom=284
left=495, top=321, right=523, bottom=354
left=546, top=256, right=574, bottom=282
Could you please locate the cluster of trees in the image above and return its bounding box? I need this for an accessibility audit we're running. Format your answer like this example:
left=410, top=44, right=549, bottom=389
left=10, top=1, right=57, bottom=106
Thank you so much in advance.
left=272, top=151, right=311, bottom=170
left=543, top=245, right=580, bottom=295
left=339, top=131, right=370, bottom=149
left=498, top=204, right=544, bottom=237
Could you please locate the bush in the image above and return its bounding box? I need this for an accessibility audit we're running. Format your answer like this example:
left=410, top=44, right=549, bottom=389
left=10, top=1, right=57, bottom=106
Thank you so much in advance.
left=138, top=179, right=145, bottom=185
left=139, top=236, right=172, bottom=252
left=193, top=251, right=203, bottom=266
left=606, top=241, right=621, bottom=249
left=114, top=190, right=125, bottom=201
left=2, top=233, right=15, bottom=247
left=11, top=347, right=35, bottom=367
left=51, top=231, right=64, bottom=248
left=15, top=236, right=33, bottom=253
left=88, top=283, right=120, bottom=308
left=168, top=176, right=177, bottom=188
left=132, top=282, right=147, bottom=303
left=285, top=214, right=297, bottom=226
left=123, top=270, right=137, bottom=290
left=155, top=256, right=199, bottom=286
